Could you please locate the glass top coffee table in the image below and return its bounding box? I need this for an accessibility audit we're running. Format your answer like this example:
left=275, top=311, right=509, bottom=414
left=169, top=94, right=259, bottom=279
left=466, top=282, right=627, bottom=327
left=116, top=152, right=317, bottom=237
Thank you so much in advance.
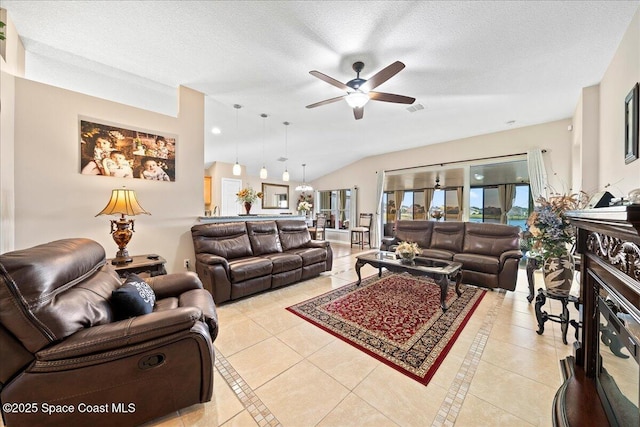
left=355, top=251, right=463, bottom=312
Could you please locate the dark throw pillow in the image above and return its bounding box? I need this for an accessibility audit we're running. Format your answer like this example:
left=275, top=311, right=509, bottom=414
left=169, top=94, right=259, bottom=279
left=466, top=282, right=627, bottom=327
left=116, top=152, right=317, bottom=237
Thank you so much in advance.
left=111, top=273, right=156, bottom=320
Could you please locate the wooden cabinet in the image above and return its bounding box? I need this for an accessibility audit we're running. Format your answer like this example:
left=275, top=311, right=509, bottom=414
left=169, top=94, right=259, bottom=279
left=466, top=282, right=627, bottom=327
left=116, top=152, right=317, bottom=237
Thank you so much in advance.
left=204, top=176, right=212, bottom=206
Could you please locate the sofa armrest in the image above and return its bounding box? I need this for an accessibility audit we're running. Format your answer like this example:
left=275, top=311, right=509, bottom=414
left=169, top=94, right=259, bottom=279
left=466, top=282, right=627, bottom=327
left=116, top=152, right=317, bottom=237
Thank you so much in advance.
left=196, top=253, right=229, bottom=268
left=36, top=307, right=203, bottom=361
left=499, top=250, right=523, bottom=266
left=306, top=240, right=330, bottom=248
left=146, top=271, right=204, bottom=299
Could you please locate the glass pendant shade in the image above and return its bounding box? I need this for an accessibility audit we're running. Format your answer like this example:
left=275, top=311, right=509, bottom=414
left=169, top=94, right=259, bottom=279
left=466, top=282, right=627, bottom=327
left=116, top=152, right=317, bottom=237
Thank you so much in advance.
left=345, top=91, right=370, bottom=108
left=260, top=166, right=268, bottom=179
left=232, top=162, right=241, bottom=176
left=282, top=169, right=289, bottom=181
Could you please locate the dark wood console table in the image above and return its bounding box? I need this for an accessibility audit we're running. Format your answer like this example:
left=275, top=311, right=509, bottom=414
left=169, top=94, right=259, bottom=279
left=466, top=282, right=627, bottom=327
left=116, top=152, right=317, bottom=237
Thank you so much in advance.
left=108, top=254, right=167, bottom=278
left=561, top=206, right=640, bottom=427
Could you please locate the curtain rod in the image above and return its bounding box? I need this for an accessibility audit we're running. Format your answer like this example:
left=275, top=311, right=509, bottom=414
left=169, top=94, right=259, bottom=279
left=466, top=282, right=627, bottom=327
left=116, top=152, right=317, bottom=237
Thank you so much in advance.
left=385, top=150, right=547, bottom=173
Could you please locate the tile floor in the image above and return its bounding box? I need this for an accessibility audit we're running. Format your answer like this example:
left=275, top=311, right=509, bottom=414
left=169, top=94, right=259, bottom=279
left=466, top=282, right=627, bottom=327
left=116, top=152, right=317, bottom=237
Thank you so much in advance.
left=145, top=244, right=578, bottom=426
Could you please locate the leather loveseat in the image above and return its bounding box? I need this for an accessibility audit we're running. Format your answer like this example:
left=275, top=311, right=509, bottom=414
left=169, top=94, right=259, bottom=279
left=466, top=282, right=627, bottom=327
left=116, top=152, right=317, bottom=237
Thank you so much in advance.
left=0, top=238, right=218, bottom=427
left=191, top=220, right=333, bottom=303
left=381, top=221, right=522, bottom=291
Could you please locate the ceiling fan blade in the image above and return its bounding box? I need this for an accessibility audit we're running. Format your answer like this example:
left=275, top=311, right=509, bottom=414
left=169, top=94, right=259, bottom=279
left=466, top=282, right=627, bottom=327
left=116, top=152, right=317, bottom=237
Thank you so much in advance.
left=360, top=61, right=405, bottom=91
left=306, top=95, right=346, bottom=109
left=353, top=107, right=364, bottom=120
left=369, top=91, right=415, bottom=104
left=309, top=70, right=350, bottom=91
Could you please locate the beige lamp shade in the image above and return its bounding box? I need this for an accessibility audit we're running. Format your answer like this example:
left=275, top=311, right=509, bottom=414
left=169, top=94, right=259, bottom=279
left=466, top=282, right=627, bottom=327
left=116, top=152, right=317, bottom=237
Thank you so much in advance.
left=96, top=188, right=151, bottom=217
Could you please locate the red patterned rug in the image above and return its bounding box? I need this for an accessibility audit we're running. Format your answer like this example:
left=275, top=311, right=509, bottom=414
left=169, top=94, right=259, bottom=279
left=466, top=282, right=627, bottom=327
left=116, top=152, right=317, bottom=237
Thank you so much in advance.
left=286, top=272, right=485, bottom=385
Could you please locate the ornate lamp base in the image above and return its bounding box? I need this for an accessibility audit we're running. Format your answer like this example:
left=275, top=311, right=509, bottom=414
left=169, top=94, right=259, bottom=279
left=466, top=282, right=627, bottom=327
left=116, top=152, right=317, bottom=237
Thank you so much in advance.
left=110, top=215, right=135, bottom=265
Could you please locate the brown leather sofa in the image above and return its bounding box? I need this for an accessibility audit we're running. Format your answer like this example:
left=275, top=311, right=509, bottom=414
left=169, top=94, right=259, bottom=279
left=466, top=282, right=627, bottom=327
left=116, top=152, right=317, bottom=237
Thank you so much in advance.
left=381, top=221, right=522, bottom=291
left=191, top=220, right=333, bottom=303
left=0, top=238, right=218, bottom=427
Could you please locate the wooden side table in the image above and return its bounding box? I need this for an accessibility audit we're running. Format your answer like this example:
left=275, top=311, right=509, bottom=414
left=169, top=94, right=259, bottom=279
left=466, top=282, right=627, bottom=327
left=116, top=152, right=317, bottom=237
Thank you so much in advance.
left=108, top=254, right=167, bottom=278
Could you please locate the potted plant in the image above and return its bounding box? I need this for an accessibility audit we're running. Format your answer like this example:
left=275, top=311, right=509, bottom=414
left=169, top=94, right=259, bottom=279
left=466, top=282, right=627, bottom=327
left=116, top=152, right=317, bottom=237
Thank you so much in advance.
left=526, top=193, right=584, bottom=289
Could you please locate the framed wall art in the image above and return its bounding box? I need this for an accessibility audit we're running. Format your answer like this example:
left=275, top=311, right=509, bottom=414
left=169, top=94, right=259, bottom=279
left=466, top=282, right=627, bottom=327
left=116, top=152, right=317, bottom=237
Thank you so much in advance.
left=624, top=83, right=639, bottom=164
left=80, top=119, right=176, bottom=181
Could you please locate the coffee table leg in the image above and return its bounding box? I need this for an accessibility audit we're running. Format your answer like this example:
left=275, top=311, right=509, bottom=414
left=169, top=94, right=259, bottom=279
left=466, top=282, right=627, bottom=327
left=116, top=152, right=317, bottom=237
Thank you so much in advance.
left=453, top=271, right=462, bottom=297
left=355, top=260, right=364, bottom=285
left=436, top=274, right=449, bottom=312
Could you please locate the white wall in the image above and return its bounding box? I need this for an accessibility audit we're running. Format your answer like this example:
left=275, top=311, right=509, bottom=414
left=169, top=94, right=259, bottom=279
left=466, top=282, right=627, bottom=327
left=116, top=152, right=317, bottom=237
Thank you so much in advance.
left=314, top=119, right=573, bottom=220
left=0, top=7, right=25, bottom=253
left=597, top=7, right=640, bottom=196
left=12, top=80, right=204, bottom=273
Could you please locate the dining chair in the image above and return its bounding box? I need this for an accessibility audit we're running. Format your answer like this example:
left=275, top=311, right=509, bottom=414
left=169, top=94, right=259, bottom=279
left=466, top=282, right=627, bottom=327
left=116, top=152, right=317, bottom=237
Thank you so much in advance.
left=350, top=213, right=373, bottom=249
left=308, top=214, right=327, bottom=240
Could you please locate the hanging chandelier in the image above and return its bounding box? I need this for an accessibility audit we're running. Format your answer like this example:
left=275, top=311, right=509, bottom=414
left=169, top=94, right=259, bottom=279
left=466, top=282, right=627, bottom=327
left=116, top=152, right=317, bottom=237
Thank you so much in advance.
left=295, top=163, right=313, bottom=192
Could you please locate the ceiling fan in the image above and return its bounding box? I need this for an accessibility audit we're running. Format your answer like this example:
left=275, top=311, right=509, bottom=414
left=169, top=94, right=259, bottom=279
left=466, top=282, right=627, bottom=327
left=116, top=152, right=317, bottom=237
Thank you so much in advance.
left=306, top=61, right=415, bottom=120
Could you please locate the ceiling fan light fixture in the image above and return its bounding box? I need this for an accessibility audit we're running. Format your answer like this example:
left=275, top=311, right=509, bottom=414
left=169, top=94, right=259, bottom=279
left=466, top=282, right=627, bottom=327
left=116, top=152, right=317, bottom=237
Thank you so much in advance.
left=434, top=176, right=441, bottom=190
left=345, top=91, right=370, bottom=108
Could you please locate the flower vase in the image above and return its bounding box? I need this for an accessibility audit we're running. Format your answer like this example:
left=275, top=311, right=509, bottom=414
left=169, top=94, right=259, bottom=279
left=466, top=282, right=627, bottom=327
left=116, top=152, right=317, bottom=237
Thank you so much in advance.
left=244, top=202, right=252, bottom=215
left=542, top=254, right=575, bottom=290
left=398, top=252, right=415, bottom=265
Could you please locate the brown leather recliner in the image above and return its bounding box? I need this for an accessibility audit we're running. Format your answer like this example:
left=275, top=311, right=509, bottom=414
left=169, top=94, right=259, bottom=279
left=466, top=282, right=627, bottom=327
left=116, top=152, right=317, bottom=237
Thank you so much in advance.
left=0, top=238, right=218, bottom=427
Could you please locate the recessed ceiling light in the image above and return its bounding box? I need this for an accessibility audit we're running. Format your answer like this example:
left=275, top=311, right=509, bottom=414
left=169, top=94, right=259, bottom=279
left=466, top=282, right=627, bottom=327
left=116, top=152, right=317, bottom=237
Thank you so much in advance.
left=211, top=127, right=221, bottom=135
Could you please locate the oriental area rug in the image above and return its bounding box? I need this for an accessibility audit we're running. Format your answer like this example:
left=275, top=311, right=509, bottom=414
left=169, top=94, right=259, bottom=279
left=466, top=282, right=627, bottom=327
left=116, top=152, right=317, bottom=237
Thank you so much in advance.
left=286, top=272, right=485, bottom=385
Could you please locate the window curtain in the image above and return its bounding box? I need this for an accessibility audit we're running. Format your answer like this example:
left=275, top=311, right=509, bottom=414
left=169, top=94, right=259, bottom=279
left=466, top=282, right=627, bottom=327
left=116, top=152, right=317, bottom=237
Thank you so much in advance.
left=456, top=187, right=463, bottom=220
left=423, top=188, right=434, bottom=215
left=527, top=148, right=547, bottom=204
left=348, top=187, right=357, bottom=231
left=394, top=190, right=404, bottom=221
left=373, top=171, right=385, bottom=246
left=498, top=184, right=516, bottom=224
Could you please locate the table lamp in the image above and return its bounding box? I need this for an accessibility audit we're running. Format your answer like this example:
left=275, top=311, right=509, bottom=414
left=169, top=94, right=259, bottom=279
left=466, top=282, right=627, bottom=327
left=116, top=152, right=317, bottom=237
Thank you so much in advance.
left=96, top=188, right=151, bottom=265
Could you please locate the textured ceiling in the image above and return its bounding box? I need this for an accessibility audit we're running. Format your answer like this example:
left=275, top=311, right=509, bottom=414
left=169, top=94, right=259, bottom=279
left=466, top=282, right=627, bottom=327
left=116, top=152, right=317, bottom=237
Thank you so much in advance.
left=3, top=1, right=638, bottom=182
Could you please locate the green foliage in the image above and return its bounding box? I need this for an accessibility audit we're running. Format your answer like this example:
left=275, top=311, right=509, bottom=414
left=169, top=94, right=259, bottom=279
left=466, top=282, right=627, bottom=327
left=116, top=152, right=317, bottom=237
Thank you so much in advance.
left=0, top=21, right=5, bottom=41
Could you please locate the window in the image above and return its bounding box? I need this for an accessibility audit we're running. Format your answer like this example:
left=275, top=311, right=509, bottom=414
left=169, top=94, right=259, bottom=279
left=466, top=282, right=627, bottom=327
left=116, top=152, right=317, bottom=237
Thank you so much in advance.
left=318, top=189, right=352, bottom=230
left=470, top=184, right=531, bottom=227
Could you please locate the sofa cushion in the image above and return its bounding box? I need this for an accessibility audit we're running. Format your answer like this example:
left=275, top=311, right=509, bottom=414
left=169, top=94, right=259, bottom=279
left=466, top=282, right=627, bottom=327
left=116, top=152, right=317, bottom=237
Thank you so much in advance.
left=259, top=253, right=302, bottom=274
left=276, top=220, right=311, bottom=250
left=111, top=274, right=157, bottom=320
left=229, top=257, right=273, bottom=282
left=421, top=248, right=455, bottom=260
left=394, top=220, right=433, bottom=248
left=453, top=253, right=500, bottom=274
left=287, top=247, right=327, bottom=266
left=462, top=222, right=521, bottom=257
left=191, top=222, right=253, bottom=259
left=430, top=222, right=464, bottom=253
left=246, top=221, right=283, bottom=255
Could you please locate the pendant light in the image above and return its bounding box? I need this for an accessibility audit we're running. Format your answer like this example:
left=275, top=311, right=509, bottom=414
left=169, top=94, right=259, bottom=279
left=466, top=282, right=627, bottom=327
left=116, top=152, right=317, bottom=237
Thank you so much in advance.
left=259, top=113, right=268, bottom=179
left=282, top=121, right=290, bottom=182
left=295, top=163, right=313, bottom=192
left=232, top=104, right=242, bottom=176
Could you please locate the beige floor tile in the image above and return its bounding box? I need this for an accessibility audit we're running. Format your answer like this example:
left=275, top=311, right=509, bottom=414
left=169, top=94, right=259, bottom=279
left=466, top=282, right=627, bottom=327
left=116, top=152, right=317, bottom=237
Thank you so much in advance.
left=255, top=360, right=350, bottom=427
left=317, top=393, right=399, bottom=427
left=215, top=317, right=272, bottom=356
left=481, top=338, right=562, bottom=388
left=489, top=321, right=557, bottom=353
left=455, top=393, right=535, bottom=426
left=307, top=338, right=380, bottom=390
left=244, top=305, right=305, bottom=335
left=219, top=410, right=259, bottom=427
left=178, top=371, right=245, bottom=426
left=468, top=360, right=556, bottom=425
left=141, top=411, right=183, bottom=427
left=276, top=319, right=336, bottom=357
left=227, top=336, right=304, bottom=389
left=353, top=364, right=446, bottom=427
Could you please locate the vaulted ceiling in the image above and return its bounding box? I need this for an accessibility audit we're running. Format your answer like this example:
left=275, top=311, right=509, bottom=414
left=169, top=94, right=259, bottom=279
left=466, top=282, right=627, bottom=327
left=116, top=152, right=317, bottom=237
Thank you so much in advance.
left=3, top=1, right=638, bottom=182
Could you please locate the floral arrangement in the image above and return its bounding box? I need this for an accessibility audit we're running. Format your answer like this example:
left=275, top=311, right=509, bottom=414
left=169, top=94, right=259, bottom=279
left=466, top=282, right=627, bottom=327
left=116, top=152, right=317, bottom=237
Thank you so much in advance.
left=297, top=192, right=313, bottom=205
left=526, top=193, right=585, bottom=258
left=297, top=201, right=312, bottom=212
left=236, top=187, right=263, bottom=204
left=395, top=241, right=421, bottom=257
